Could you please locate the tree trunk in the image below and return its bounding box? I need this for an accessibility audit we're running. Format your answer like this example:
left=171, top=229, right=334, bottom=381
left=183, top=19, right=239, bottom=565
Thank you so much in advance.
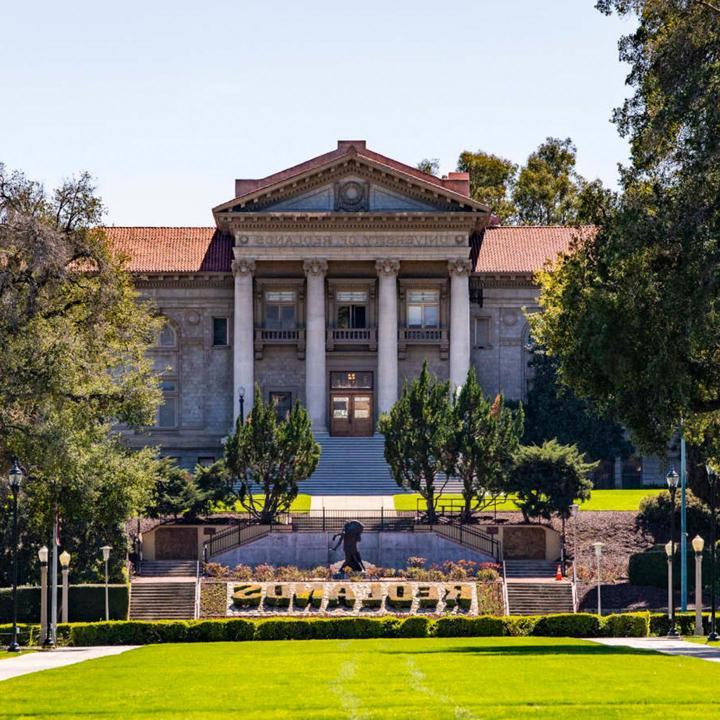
left=425, top=474, right=437, bottom=524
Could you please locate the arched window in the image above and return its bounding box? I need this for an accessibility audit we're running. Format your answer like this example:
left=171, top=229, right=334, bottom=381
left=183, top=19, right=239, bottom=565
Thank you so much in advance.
left=157, top=322, right=177, bottom=348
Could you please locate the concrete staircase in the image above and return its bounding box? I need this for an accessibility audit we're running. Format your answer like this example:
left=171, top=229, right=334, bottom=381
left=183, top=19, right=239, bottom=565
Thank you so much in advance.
left=139, top=560, right=198, bottom=577
left=302, top=433, right=462, bottom=495
left=504, top=560, right=575, bottom=615
left=129, top=580, right=196, bottom=620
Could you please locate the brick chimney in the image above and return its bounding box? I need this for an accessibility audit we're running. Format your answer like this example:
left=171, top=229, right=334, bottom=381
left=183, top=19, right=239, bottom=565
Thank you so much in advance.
left=337, top=140, right=367, bottom=152
left=441, top=171, right=470, bottom=197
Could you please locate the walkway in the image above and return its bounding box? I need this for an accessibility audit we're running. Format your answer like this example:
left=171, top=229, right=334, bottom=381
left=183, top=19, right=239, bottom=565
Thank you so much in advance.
left=0, top=646, right=139, bottom=682
left=593, top=637, right=720, bottom=663
left=310, top=495, right=395, bottom=510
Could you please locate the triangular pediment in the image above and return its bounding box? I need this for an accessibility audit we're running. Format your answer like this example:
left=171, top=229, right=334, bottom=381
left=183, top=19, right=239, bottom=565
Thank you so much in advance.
left=213, top=152, right=487, bottom=216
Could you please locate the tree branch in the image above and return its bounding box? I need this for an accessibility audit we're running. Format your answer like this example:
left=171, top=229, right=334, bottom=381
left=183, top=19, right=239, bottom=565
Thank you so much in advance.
left=698, top=1, right=720, bottom=15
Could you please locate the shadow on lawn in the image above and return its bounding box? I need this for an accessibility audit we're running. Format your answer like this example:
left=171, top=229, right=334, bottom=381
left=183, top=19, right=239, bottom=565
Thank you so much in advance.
left=382, top=644, right=657, bottom=657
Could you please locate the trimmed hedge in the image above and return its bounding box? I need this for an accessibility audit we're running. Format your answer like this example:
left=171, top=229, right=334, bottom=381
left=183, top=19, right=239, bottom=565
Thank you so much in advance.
left=0, top=585, right=129, bottom=623
left=30, top=612, right=660, bottom=646
left=628, top=549, right=720, bottom=590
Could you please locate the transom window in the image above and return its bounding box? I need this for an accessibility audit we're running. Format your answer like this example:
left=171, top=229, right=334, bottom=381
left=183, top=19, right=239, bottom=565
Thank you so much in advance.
left=407, top=290, right=439, bottom=328
left=336, top=290, right=368, bottom=329
left=265, top=290, right=296, bottom=330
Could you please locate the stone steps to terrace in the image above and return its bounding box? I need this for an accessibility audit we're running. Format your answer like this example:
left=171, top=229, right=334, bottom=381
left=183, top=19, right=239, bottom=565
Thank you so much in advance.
left=303, top=433, right=462, bottom=495
left=504, top=560, right=575, bottom=614
left=129, top=580, right=196, bottom=620
left=139, top=560, right=198, bottom=577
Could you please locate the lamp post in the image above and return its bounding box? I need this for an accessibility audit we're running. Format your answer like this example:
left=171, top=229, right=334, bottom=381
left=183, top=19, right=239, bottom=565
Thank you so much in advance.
left=666, top=469, right=680, bottom=637
left=59, top=551, right=71, bottom=624
left=38, top=546, right=51, bottom=648
left=692, top=535, right=704, bottom=636
left=101, top=545, right=111, bottom=621
left=4, top=460, right=24, bottom=652
left=238, top=386, right=246, bottom=425
left=707, top=464, right=718, bottom=642
left=593, top=542, right=604, bottom=616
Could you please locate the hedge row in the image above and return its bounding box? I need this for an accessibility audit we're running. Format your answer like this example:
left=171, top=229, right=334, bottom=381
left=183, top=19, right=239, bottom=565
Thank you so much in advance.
left=628, top=550, right=720, bottom=590
left=6, top=612, right=655, bottom=646
left=0, top=585, right=129, bottom=623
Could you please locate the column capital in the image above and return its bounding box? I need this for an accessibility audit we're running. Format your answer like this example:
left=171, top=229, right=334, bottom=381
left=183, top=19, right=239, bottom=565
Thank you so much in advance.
left=375, top=258, right=401, bottom=276
left=448, top=258, right=473, bottom=277
left=232, top=258, right=256, bottom=276
left=303, top=258, right=328, bottom=277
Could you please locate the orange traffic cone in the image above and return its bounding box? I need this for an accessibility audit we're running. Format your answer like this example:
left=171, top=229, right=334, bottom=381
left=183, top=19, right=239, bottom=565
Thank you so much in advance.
left=555, top=565, right=563, bottom=581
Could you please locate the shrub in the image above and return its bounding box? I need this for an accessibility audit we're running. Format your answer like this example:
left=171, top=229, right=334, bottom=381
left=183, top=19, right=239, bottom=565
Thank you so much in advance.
left=253, top=564, right=275, bottom=581
left=629, top=549, right=720, bottom=590
left=224, top=618, right=254, bottom=641
left=406, top=556, right=426, bottom=569
left=637, top=489, right=711, bottom=542
left=397, top=616, right=431, bottom=638
left=232, top=584, right=262, bottom=608
left=503, top=616, right=538, bottom=636
left=434, top=616, right=505, bottom=637
left=602, top=612, right=649, bottom=638
left=649, top=611, right=708, bottom=636
left=476, top=582, right=505, bottom=616
left=204, top=563, right=230, bottom=578
left=532, top=613, right=601, bottom=637
left=232, top=565, right=253, bottom=581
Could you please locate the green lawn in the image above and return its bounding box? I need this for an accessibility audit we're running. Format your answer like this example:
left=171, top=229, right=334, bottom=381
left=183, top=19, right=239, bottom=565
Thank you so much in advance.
left=394, top=489, right=664, bottom=513
left=1, top=638, right=719, bottom=719
left=683, top=636, right=720, bottom=645
left=214, top=493, right=312, bottom=514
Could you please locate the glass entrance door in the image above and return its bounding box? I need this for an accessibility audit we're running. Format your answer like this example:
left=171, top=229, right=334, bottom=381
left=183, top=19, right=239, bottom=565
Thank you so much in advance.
left=330, top=392, right=373, bottom=436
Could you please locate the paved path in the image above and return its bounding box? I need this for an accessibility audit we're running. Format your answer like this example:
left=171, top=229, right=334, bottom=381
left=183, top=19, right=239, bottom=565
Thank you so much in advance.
left=0, top=646, right=139, bottom=682
left=593, top=637, right=720, bottom=663
left=310, top=495, right=395, bottom=510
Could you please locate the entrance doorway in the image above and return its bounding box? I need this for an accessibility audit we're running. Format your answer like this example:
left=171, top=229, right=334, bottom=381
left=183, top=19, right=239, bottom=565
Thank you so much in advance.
left=329, top=371, right=374, bottom=436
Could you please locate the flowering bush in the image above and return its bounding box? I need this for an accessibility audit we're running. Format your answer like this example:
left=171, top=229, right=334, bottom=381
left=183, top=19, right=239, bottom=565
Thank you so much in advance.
left=406, top=556, right=426, bottom=568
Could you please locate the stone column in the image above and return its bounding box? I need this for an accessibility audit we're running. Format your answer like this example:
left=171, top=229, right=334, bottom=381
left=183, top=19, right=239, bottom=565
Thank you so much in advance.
left=448, top=259, right=473, bottom=389
left=303, top=259, right=328, bottom=429
left=376, top=259, right=400, bottom=415
left=232, top=258, right=255, bottom=425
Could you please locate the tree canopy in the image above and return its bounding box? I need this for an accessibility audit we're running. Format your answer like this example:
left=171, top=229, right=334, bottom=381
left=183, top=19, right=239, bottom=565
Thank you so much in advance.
left=224, top=386, right=320, bottom=523
left=0, top=163, right=164, bottom=583
left=379, top=363, right=454, bottom=523
left=450, top=368, right=524, bottom=521
left=531, top=1, right=720, bottom=455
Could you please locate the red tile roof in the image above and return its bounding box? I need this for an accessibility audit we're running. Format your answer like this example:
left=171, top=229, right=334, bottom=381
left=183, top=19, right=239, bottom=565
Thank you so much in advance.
left=474, top=225, right=594, bottom=274
left=105, top=227, right=230, bottom=273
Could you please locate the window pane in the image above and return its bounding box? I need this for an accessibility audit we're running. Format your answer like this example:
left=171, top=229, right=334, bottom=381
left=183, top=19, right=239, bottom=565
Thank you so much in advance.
left=408, top=290, right=439, bottom=303
left=265, top=305, right=280, bottom=328
left=337, top=305, right=350, bottom=328
left=157, top=398, right=177, bottom=427
left=352, top=305, right=366, bottom=328
left=332, top=397, right=349, bottom=418
left=407, top=305, right=422, bottom=327
left=423, top=305, right=439, bottom=328
left=353, top=396, right=371, bottom=419
left=280, top=305, right=296, bottom=327
left=336, top=291, right=368, bottom=302
left=213, top=318, right=228, bottom=346
left=265, top=290, right=295, bottom=302
left=270, top=391, right=293, bottom=420
left=159, top=380, right=176, bottom=392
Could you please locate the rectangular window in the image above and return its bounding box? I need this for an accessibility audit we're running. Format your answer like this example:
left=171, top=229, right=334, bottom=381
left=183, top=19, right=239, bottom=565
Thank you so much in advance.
left=269, top=391, right=293, bottom=420
left=407, top=289, right=440, bottom=328
left=265, top=290, right=296, bottom=330
left=474, top=318, right=490, bottom=347
left=157, top=397, right=177, bottom=428
left=212, top=317, right=228, bottom=346
left=336, top=290, right=368, bottom=329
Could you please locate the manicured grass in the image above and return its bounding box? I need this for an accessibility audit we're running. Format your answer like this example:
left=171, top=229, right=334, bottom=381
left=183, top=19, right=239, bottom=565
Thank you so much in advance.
left=683, top=636, right=720, bottom=645
left=394, top=489, right=664, bottom=513
left=214, top=493, right=312, bottom=514
left=1, top=638, right=719, bottom=719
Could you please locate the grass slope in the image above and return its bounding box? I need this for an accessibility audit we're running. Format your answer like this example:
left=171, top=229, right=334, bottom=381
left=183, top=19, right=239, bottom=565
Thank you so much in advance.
left=394, top=489, right=663, bottom=513
left=1, top=638, right=719, bottom=719
left=214, top=493, right=312, bottom=514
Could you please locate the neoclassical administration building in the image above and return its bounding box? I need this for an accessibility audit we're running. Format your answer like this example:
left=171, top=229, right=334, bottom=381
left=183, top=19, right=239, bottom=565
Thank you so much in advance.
left=110, top=141, right=645, bottom=490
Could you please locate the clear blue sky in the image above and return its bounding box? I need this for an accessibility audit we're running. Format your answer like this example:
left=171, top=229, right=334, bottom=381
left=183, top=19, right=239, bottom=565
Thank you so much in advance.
left=1, top=1, right=634, bottom=226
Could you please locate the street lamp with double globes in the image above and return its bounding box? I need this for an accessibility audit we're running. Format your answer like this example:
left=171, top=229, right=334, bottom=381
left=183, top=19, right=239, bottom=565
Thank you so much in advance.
left=4, top=460, right=24, bottom=652
left=101, top=545, right=112, bottom=621
left=692, top=535, right=705, bottom=636
left=706, top=463, right=718, bottom=642
left=666, top=468, right=680, bottom=637
left=238, top=386, right=246, bottom=425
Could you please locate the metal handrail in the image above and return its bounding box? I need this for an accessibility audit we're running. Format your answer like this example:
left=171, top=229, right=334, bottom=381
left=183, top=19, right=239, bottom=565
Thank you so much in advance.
left=193, top=561, right=201, bottom=620
left=434, top=521, right=502, bottom=562
left=502, top=560, right=510, bottom=615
